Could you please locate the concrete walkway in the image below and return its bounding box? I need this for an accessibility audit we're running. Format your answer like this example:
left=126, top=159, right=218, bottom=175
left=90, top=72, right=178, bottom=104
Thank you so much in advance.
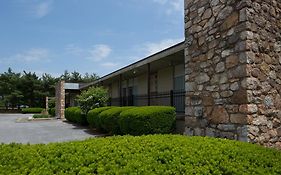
left=0, top=114, right=100, bottom=144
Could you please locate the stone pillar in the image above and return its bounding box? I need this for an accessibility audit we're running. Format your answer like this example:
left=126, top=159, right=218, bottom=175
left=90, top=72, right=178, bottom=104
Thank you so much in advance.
left=55, top=81, right=65, bottom=119
left=46, top=96, right=49, bottom=111
left=184, top=0, right=281, bottom=149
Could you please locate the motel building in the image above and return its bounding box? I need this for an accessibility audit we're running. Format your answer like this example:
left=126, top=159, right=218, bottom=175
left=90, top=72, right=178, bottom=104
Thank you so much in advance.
left=57, top=42, right=186, bottom=132
left=55, top=0, right=281, bottom=149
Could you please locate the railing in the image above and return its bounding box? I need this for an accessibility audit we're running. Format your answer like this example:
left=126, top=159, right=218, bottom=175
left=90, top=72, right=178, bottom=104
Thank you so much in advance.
left=108, top=90, right=185, bottom=114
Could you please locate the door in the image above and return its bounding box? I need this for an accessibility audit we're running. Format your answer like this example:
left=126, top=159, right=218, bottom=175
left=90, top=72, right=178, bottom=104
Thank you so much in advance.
left=122, top=88, right=127, bottom=106
left=128, top=87, right=134, bottom=106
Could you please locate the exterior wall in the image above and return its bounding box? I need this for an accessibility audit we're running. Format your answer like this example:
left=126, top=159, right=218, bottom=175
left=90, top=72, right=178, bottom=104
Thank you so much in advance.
left=174, top=64, right=185, bottom=91
left=158, top=67, right=173, bottom=92
left=174, top=64, right=184, bottom=78
left=111, top=81, right=119, bottom=98
left=184, top=0, right=281, bottom=149
left=245, top=0, right=281, bottom=148
left=135, top=73, right=148, bottom=95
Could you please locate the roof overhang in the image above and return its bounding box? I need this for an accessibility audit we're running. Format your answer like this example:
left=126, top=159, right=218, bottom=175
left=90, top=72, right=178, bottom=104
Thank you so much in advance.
left=80, top=41, right=185, bottom=89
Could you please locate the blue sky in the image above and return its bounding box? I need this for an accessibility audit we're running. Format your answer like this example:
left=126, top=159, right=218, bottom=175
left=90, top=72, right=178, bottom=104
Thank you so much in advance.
left=0, top=0, right=184, bottom=77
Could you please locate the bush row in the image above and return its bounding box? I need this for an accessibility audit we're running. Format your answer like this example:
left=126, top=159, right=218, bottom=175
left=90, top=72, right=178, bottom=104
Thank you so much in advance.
left=87, top=106, right=176, bottom=135
left=99, top=107, right=134, bottom=134
left=1, top=135, right=281, bottom=175
left=65, top=107, right=87, bottom=125
left=87, top=106, right=114, bottom=128
left=120, top=106, right=176, bottom=135
left=21, top=108, right=44, bottom=114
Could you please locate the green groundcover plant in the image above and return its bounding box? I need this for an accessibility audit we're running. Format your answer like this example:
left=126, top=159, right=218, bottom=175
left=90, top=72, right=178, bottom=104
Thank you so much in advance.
left=0, top=135, right=280, bottom=175
left=32, top=114, right=51, bottom=119
left=21, top=108, right=44, bottom=114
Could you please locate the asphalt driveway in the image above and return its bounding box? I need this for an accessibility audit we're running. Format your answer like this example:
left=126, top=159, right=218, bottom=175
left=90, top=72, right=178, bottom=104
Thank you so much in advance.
left=0, top=114, right=100, bottom=144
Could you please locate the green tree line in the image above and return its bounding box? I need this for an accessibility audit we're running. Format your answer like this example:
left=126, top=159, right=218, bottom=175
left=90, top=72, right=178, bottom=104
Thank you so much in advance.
left=0, top=68, right=99, bottom=109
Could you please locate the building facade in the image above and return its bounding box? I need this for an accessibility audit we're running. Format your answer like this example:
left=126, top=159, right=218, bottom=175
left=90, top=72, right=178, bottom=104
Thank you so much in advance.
left=80, top=42, right=186, bottom=132
left=56, top=0, right=281, bottom=148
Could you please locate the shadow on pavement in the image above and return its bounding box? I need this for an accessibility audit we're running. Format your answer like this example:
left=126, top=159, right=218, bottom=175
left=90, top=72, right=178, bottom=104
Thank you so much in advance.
left=62, top=120, right=108, bottom=137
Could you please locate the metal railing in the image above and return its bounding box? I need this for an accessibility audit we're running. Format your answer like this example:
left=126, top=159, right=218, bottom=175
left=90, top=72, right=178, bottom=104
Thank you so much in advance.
left=108, top=90, right=185, bottom=113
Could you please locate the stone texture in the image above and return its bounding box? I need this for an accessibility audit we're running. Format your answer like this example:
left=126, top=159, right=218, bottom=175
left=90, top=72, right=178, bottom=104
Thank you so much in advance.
left=226, top=55, right=239, bottom=68
left=184, top=0, right=281, bottom=149
left=55, top=81, right=65, bottom=119
left=230, top=114, right=250, bottom=124
left=208, top=106, right=229, bottom=124
left=195, top=73, right=210, bottom=84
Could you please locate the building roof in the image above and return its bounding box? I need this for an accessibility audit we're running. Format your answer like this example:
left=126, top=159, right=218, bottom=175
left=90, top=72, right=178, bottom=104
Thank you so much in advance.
left=80, top=41, right=185, bottom=89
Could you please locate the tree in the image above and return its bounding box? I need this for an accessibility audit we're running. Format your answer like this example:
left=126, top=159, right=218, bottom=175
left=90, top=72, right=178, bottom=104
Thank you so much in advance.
left=70, top=71, right=82, bottom=83
left=0, top=68, right=99, bottom=109
left=76, top=86, right=108, bottom=113
left=60, top=70, right=71, bottom=82
left=19, top=71, right=44, bottom=107
left=41, top=73, right=58, bottom=97
left=0, top=68, right=22, bottom=109
left=83, top=73, right=99, bottom=83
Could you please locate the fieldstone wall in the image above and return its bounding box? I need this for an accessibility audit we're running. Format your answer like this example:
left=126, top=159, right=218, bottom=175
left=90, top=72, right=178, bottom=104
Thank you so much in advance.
left=245, top=0, right=281, bottom=148
left=184, top=0, right=281, bottom=149
left=55, top=81, right=65, bottom=119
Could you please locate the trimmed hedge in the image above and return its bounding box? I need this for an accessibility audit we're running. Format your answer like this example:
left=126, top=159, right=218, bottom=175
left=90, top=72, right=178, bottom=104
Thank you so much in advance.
left=48, top=108, right=55, bottom=117
left=33, top=114, right=50, bottom=119
left=21, top=108, right=44, bottom=114
left=119, top=106, right=176, bottom=135
left=0, top=135, right=281, bottom=174
left=99, top=107, right=135, bottom=134
left=65, top=107, right=88, bottom=125
left=87, top=106, right=115, bottom=129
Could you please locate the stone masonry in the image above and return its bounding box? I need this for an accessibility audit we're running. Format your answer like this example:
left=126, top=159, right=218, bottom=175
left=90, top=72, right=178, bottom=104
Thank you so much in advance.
left=55, top=81, right=65, bottom=119
left=184, top=0, right=281, bottom=149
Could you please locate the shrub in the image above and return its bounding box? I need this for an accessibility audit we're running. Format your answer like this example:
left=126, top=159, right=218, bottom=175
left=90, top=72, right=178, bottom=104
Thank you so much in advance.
left=76, top=86, right=109, bottom=113
left=65, top=107, right=88, bottom=125
left=0, top=135, right=281, bottom=175
left=119, top=106, right=176, bottom=135
left=87, top=106, right=115, bottom=129
left=32, top=114, right=50, bottom=119
left=65, top=107, right=78, bottom=122
left=99, top=107, right=135, bottom=134
left=75, top=111, right=87, bottom=125
left=21, top=108, right=44, bottom=114
left=48, top=108, right=55, bottom=117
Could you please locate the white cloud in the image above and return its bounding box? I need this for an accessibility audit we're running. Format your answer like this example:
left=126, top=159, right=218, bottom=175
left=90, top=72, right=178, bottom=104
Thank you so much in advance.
left=170, top=0, right=183, bottom=12
left=152, top=0, right=183, bottom=15
left=152, top=0, right=167, bottom=5
left=100, top=62, right=119, bottom=68
left=65, top=44, right=112, bottom=62
left=87, top=45, right=112, bottom=62
left=27, top=0, right=53, bottom=18
left=65, top=44, right=83, bottom=55
left=142, top=38, right=183, bottom=56
left=9, top=48, right=50, bottom=62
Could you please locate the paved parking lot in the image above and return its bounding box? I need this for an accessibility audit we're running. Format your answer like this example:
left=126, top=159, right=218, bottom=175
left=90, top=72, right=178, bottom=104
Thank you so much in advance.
left=0, top=114, right=99, bottom=144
